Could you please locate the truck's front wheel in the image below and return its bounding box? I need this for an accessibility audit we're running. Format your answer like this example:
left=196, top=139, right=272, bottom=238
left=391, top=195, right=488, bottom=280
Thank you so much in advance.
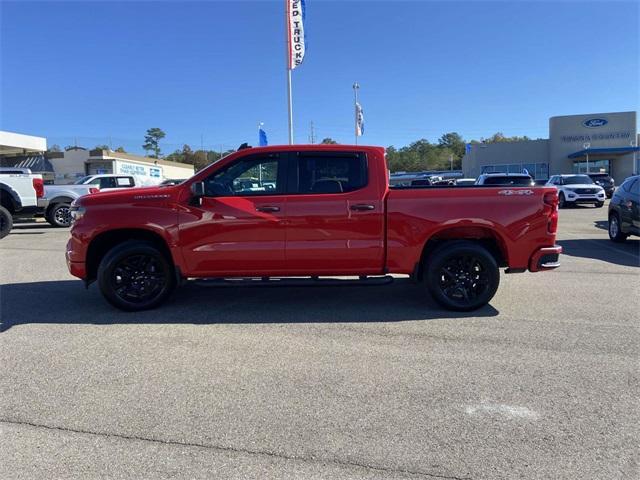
left=425, top=241, right=500, bottom=311
left=97, top=241, right=176, bottom=311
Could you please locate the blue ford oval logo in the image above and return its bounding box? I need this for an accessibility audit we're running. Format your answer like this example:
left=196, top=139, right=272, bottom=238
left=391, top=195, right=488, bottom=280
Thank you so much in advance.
left=583, top=118, right=608, bottom=128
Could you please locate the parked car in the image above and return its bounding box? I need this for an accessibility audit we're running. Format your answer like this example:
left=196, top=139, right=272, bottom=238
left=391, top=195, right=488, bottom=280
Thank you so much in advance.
left=41, top=184, right=100, bottom=227
left=546, top=174, right=606, bottom=208
left=475, top=173, right=534, bottom=186
left=0, top=170, right=44, bottom=239
left=67, top=145, right=562, bottom=312
left=73, top=174, right=138, bottom=191
left=40, top=174, right=139, bottom=227
left=534, top=179, right=548, bottom=186
left=587, top=173, right=615, bottom=198
left=455, top=178, right=477, bottom=186
left=608, top=175, right=639, bottom=242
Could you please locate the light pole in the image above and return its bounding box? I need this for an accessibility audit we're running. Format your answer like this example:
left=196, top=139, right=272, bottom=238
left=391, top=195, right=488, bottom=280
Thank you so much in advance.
left=353, top=82, right=360, bottom=145
left=632, top=140, right=638, bottom=175
left=583, top=142, right=591, bottom=174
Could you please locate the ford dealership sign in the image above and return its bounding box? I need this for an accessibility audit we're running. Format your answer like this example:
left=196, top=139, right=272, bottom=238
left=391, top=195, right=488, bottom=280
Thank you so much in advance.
left=583, top=118, right=608, bottom=128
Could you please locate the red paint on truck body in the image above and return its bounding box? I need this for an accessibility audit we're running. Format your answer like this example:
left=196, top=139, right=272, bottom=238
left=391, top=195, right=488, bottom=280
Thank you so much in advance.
left=67, top=144, right=561, bottom=282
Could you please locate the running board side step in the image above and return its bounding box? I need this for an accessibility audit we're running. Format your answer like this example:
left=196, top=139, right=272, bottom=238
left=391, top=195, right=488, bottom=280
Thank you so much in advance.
left=192, top=275, right=395, bottom=288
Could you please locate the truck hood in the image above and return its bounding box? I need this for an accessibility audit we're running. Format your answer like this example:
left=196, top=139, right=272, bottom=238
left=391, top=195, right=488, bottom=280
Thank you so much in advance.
left=79, top=185, right=179, bottom=206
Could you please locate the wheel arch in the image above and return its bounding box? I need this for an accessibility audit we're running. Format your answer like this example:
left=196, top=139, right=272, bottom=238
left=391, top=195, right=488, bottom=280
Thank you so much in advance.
left=0, top=183, right=21, bottom=214
left=45, top=196, right=75, bottom=215
left=416, top=226, right=508, bottom=280
left=86, top=228, right=174, bottom=283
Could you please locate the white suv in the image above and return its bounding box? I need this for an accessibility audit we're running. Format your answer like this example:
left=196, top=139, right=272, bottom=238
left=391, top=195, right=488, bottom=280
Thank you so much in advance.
left=546, top=174, right=605, bottom=208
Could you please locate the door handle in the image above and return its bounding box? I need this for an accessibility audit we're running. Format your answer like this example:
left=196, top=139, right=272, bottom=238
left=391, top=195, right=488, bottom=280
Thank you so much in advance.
left=256, top=205, right=280, bottom=213
left=350, top=204, right=375, bottom=211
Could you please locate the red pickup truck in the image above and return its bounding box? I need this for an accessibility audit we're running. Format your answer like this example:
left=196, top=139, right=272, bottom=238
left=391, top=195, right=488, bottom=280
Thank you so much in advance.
left=66, top=145, right=561, bottom=312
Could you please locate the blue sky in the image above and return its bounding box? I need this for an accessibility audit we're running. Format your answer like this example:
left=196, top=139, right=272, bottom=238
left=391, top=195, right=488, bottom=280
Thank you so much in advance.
left=1, top=0, right=638, bottom=154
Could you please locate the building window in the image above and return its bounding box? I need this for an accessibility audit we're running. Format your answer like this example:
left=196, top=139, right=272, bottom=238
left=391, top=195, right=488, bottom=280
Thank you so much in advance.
left=572, top=159, right=610, bottom=175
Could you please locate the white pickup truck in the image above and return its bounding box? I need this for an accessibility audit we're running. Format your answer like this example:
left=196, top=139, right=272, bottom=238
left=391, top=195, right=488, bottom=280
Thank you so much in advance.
left=42, top=174, right=139, bottom=227
left=0, top=168, right=45, bottom=239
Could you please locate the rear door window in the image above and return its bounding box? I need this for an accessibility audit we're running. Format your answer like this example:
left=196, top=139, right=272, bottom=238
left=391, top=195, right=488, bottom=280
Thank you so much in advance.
left=116, top=177, right=134, bottom=187
left=295, top=152, right=367, bottom=194
left=99, top=177, right=117, bottom=189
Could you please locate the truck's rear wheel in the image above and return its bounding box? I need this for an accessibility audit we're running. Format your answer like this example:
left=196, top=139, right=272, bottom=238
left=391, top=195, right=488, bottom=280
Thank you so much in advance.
left=425, top=241, right=500, bottom=311
left=97, top=241, right=175, bottom=311
left=0, top=205, right=13, bottom=239
left=47, top=203, right=72, bottom=227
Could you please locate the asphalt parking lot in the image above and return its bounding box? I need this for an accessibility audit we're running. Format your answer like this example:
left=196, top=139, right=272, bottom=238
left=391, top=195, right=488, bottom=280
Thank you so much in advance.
left=1, top=202, right=638, bottom=480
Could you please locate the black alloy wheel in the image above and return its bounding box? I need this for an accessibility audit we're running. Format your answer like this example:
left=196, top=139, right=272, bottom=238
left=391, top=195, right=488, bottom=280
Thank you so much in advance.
left=98, top=241, right=175, bottom=311
left=425, top=241, right=500, bottom=311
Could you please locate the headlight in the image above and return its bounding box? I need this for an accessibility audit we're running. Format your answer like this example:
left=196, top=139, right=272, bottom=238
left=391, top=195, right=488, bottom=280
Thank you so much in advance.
left=70, top=205, right=86, bottom=223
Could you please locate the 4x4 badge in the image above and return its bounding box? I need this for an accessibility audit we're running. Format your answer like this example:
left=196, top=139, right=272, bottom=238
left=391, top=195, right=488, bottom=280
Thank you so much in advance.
left=498, top=189, right=534, bottom=196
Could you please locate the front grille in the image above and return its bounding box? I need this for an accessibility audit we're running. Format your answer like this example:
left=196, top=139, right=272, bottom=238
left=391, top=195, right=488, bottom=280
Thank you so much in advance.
left=575, top=188, right=598, bottom=194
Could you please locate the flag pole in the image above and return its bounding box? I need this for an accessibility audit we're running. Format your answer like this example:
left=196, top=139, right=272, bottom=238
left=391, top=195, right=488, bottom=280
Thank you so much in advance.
left=353, top=82, right=360, bottom=145
left=285, top=1, right=293, bottom=144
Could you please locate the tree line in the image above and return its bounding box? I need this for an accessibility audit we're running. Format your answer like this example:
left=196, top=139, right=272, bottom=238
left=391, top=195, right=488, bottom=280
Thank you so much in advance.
left=47, top=128, right=538, bottom=173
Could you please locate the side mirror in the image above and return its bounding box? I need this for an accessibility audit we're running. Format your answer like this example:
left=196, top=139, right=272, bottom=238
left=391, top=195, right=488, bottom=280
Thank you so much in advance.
left=191, top=181, right=205, bottom=198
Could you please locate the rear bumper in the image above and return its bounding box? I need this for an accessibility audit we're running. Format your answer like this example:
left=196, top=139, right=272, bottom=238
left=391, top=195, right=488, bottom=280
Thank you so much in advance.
left=529, top=245, right=562, bottom=272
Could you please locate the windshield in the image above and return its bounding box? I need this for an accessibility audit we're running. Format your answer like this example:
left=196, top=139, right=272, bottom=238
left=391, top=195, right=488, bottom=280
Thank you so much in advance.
left=73, top=176, right=93, bottom=185
left=483, top=176, right=532, bottom=186
left=563, top=175, right=593, bottom=185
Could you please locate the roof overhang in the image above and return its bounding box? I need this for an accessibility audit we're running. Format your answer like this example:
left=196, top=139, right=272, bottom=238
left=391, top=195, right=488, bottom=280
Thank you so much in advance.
left=0, top=130, right=47, bottom=155
left=568, top=146, right=640, bottom=159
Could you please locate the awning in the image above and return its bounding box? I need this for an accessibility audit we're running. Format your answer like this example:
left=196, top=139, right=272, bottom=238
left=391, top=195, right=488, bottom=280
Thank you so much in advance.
left=568, top=147, right=640, bottom=159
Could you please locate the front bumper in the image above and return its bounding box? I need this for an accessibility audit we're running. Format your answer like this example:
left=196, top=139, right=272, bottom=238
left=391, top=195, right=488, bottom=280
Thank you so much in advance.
left=529, top=245, right=563, bottom=272
left=66, top=238, right=87, bottom=279
left=565, top=192, right=605, bottom=204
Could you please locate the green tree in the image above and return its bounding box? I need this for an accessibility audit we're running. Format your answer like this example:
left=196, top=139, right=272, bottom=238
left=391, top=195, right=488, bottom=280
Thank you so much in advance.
left=482, top=132, right=532, bottom=143
left=47, top=144, right=62, bottom=153
left=94, top=144, right=110, bottom=151
left=115, top=146, right=126, bottom=153
left=438, top=132, right=466, bottom=159
left=143, top=128, right=166, bottom=158
left=320, top=137, right=338, bottom=144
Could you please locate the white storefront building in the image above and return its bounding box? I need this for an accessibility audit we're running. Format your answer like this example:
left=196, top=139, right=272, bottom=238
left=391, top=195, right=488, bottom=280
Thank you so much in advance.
left=463, top=111, right=639, bottom=184
left=47, top=148, right=194, bottom=185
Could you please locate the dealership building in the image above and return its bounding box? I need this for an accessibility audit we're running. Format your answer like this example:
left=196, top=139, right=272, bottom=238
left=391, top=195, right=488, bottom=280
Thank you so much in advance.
left=46, top=148, right=194, bottom=185
left=462, top=111, right=639, bottom=184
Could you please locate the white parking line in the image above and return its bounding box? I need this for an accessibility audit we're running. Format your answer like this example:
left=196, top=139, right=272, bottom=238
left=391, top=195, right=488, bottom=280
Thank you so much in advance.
left=465, top=403, right=540, bottom=420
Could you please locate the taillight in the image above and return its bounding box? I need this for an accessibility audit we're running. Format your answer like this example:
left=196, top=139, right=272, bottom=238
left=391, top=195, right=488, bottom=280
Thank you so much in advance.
left=543, top=190, right=558, bottom=234
left=89, top=187, right=100, bottom=194
left=543, top=191, right=558, bottom=208
left=32, top=178, right=44, bottom=198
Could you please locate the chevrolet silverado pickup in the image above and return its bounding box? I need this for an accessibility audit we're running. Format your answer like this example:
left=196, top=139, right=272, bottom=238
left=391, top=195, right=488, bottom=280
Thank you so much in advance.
left=66, top=145, right=562, bottom=311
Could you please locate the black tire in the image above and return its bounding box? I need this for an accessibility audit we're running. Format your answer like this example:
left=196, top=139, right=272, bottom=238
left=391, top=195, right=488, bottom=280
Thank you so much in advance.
left=0, top=205, right=13, bottom=239
left=46, top=202, right=72, bottom=227
left=595, top=201, right=604, bottom=208
left=558, top=192, right=566, bottom=209
left=97, top=241, right=176, bottom=311
left=424, top=241, right=500, bottom=311
left=608, top=213, right=627, bottom=243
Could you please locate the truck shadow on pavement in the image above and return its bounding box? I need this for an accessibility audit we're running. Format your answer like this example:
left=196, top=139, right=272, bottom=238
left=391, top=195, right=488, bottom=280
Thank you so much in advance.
left=0, top=279, right=498, bottom=332
left=557, top=238, right=640, bottom=267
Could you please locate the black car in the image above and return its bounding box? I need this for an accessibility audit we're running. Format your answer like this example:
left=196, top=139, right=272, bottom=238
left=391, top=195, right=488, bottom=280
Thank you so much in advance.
left=587, top=173, right=615, bottom=198
left=608, top=175, right=639, bottom=242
